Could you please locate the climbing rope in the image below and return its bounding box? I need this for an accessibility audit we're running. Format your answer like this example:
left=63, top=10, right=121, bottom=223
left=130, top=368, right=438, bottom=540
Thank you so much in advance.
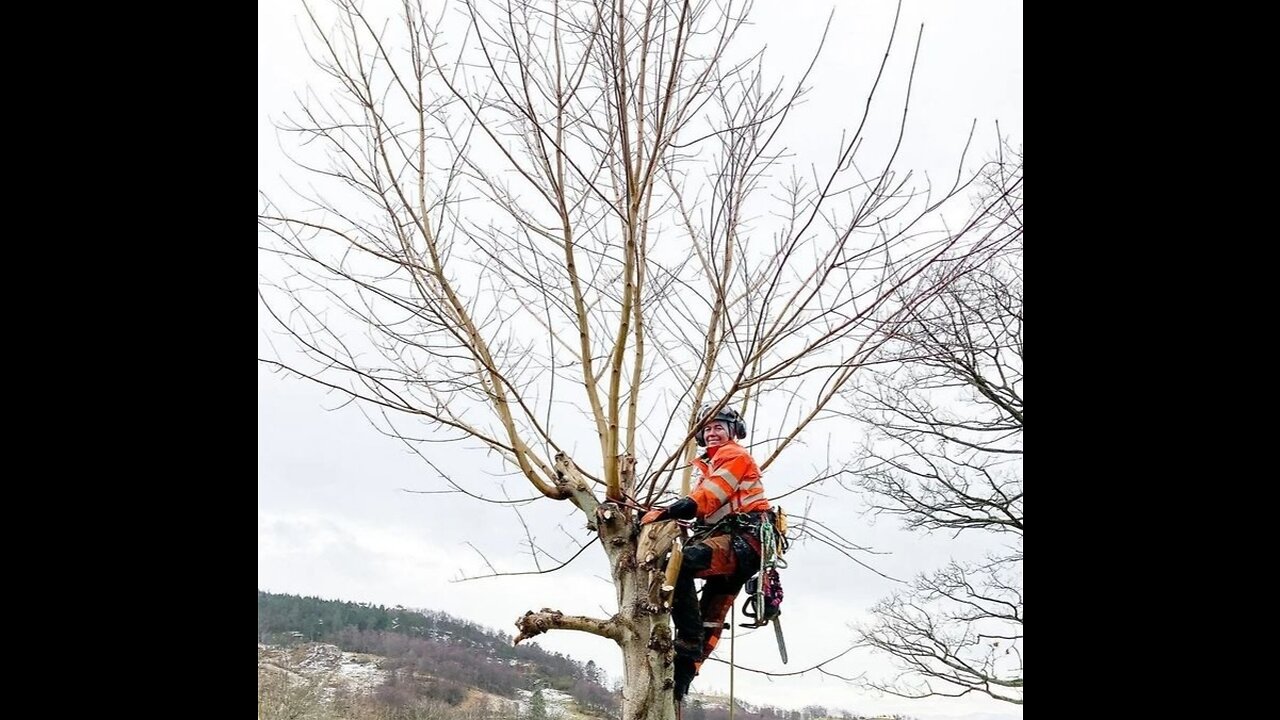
left=729, top=603, right=735, bottom=720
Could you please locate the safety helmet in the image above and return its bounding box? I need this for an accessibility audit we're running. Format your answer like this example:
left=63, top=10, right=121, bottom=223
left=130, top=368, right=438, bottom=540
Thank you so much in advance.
left=695, top=402, right=748, bottom=447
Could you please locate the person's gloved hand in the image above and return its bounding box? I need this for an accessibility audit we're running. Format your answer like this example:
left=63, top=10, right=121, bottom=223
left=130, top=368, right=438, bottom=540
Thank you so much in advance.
left=641, top=508, right=669, bottom=524
left=642, top=497, right=698, bottom=524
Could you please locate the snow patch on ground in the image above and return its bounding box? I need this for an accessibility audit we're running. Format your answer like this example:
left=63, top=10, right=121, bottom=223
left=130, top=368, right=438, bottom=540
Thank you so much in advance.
left=512, top=687, right=577, bottom=718
left=258, top=643, right=389, bottom=700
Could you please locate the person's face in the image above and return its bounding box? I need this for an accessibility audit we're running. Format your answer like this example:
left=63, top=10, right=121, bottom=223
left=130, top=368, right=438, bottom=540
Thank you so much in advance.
left=703, top=420, right=731, bottom=448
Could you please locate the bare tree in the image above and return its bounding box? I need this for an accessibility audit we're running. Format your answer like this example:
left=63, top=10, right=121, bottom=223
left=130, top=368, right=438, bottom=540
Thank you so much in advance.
left=844, top=148, right=1022, bottom=704
left=258, top=1, right=1014, bottom=717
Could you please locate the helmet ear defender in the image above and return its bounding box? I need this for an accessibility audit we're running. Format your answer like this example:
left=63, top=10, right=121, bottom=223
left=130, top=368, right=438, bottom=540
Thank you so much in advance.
left=695, top=405, right=748, bottom=447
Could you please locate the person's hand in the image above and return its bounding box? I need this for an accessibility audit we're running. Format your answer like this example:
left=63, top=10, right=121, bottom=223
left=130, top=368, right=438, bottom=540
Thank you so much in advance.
left=641, top=508, right=668, bottom=525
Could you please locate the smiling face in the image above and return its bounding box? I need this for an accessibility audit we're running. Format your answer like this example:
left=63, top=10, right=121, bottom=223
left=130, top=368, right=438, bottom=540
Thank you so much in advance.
left=702, top=419, right=731, bottom=449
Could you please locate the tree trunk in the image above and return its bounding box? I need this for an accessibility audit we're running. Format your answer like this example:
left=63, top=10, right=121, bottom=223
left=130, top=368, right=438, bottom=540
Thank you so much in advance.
left=515, top=455, right=680, bottom=720
left=617, top=515, right=681, bottom=720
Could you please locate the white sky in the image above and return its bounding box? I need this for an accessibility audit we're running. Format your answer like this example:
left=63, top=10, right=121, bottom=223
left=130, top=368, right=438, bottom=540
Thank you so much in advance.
left=258, top=1, right=1022, bottom=718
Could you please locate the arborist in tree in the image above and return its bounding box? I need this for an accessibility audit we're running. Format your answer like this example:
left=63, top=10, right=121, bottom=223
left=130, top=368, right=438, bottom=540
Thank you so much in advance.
left=641, top=402, right=781, bottom=702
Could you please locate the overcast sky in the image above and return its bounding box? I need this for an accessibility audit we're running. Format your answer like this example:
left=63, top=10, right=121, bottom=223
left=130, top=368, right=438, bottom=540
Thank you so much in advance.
left=258, top=1, right=1023, bottom=718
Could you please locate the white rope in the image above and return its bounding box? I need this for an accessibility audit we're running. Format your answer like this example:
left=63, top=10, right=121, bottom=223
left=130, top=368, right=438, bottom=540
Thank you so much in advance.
left=728, top=603, right=736, bottom=720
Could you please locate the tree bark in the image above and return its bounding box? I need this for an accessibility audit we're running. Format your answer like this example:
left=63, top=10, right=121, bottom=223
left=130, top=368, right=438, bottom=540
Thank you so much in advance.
left=515, top=453, right=679, bottom=720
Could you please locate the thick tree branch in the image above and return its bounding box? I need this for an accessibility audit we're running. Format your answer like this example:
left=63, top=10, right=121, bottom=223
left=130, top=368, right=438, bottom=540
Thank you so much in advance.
left=514, top=608, right=623, bottom=645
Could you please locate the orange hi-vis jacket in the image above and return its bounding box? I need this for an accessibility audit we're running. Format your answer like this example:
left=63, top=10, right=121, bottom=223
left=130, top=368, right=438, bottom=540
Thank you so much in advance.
left=689, top=440, right=770, bottom=524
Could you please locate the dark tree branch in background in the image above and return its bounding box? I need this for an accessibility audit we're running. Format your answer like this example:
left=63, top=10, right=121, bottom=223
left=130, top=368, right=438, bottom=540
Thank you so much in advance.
left=847, top=146, right=1022, bottom=704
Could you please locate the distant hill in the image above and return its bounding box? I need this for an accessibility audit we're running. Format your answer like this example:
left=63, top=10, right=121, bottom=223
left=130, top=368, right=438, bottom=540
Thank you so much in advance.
left=258, top=640, right=595, bottom=720
left=258, top=590, right=616, bottom=716
left=257, top=590, right=923, bottom=720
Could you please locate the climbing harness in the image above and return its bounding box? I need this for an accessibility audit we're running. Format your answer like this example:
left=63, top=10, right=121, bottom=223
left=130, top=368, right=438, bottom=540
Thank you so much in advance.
left=740, top=507, right=787, bottom=625
left=738, top=507, right=789, bottom=663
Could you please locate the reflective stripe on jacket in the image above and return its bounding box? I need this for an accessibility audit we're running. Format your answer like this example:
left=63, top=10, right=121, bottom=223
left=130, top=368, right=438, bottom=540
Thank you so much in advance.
left=689, top=441, right=769, bottom=524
